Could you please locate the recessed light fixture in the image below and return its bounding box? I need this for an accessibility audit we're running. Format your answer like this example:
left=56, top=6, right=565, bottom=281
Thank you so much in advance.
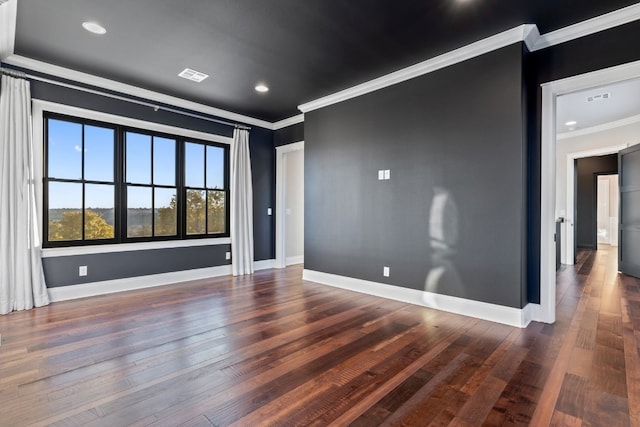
left=565, top=120, right=577, bottom=126
left=82, top=21, right=107, bottom=35
left=178, top=68, right=209, bottom=83
left=255, top=84, right=269, bottom=93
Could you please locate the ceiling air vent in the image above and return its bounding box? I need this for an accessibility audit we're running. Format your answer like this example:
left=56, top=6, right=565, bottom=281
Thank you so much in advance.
left=586, top=93, right=611, bottom=102
left=178, top=68, right=209, bottom=83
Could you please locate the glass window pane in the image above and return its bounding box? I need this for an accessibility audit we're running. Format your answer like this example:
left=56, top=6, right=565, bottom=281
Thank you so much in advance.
left=186, top=189, right=206, bottom=235
left=206, top=146, right=224, bottom=189
left=48, top=182, right=82, bottom=241
left=47, top=119, right=82, bottom=180
left=154, top=188, right=177, bottom=236
left=85, top=184, right=115, bottom=240
left=153, top=137, right=176, bottom=186
left=126, top=132, right=151, bottom=184
left=185, top=142, right=204, bottom=188
left=127, top=186, right=152, bottom=237
left=207, top=191, right=226, bottom=234
left=84, top=125, right=114, bottom=182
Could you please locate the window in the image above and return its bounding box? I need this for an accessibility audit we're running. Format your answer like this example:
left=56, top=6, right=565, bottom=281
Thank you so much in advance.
left=184, top=141, right=227, bottom=235
left=44, top=113, right=229, bottom=247
left=125, top=131, right=177, bottom=238
left=45, top=117, right=117, bottom=243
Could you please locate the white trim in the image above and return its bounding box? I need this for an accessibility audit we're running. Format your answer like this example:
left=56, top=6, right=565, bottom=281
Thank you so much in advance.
left=303, top=269, right=536, bottom=328
left=273, top=114, right=304, bottom=130
left=557, top=113, right=640, bottom=140
left=42, top=238, right=231, bottom=258
left=286, top=255, right=304, bottom=266
left=540, top=85, right=557, bottom=324
left=275, top=141, right=305, bottom=269
left=532, top=3, right=640, bottom=51
left=0, top=0, right=17, bottom=60
left=563, top=144, right=628, bottom=264
left=298, top=25, right=537, bottom=113
left=540, top=59, right=640, bottom=326
left=48, top=265, right=233, bottom=302
left=5, top=55, right=274, bottom=129
left=254, top=259, right=275, bottom=270
left=523, top=25, right=541, bottom=51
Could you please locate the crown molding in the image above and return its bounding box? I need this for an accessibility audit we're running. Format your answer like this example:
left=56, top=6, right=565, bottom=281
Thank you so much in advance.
left=522, top=24, right=541, bottom=51
left=0, top=0, right=16, bottom=60
left=298, top=25, right=537, bottom=113
left=3, top=54, right=275, bottom=129
left=532, top=3, right=640, bottom=51
left=557, top=113, right=640, bottom=140
left=273, top=114, right=304, bottom=130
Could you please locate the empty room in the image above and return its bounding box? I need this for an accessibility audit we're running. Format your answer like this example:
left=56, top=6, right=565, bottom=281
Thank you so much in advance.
left=1, top=1, right=640, bottom=425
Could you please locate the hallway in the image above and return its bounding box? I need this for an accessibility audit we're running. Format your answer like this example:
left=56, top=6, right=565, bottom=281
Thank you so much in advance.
left=547, top=244, right=639, bottom=425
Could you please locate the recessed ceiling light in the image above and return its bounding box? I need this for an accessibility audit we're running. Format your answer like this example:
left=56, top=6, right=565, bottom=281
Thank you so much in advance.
left=255, top=84, right=269, bottom=93
left=82, top=21, right=107, bottom=35
left=565, top=120, right=577, bottom=126
left=178, top=68, right=209, bottom=83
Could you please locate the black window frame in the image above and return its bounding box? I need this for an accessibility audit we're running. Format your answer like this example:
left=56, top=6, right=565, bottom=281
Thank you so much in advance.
left=43, top=112, right=230, bottom=248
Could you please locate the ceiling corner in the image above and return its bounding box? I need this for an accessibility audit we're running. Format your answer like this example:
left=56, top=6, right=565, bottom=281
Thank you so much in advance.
left=272, top=114, right=304, bottom=130
left=522, top=24, right=541, bottom=52
left=0, top=0, right=17, bottom=61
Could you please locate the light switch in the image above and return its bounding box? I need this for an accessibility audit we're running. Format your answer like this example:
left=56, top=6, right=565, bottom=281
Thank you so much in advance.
left=384, top=170, right=390, bottom=180
left=267, top=208, right=272, bottom=215
left=378, top=170, right=384, bottom=180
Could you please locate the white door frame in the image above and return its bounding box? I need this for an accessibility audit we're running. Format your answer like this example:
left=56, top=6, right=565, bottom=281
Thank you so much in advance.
left=275, top=141, right=305, bottom=269
left=564, top=145, right=628, bottom=265
left=540, top=59, right=640, bottom=324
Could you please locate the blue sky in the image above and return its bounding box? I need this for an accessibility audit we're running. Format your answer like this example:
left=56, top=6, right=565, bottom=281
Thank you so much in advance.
left=47, top=119, right=225, bottom=210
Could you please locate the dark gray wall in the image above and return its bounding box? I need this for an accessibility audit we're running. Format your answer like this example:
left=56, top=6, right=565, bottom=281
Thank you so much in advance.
left=43, top=244, right=231, bottom=287
left=305, top=44, right=527, bottom=308
left=274, top=122, right=304, bottom=147
left=576, top=155, right=618, bottom=250
left=25, top=78, right=275, bottom=287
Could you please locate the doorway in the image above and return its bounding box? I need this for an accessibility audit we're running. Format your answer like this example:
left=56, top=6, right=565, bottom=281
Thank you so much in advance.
left=540, top=59, right=640, bottom=324
left=275, top=141, right=305, bottom=268
left=596, top=174, right=619, bottom=247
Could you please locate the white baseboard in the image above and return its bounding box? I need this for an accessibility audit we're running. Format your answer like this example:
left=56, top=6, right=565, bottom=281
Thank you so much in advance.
left=254, top=259, right=275, bottom=270
left=286, top=255, right=304, bottom=266
left=302, top=269, right=537, bottom=328
left=48, top=259, right=277, bottom=302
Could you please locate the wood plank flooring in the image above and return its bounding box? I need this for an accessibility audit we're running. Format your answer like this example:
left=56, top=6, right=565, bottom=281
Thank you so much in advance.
left=0, top=245, right=638, bottom=426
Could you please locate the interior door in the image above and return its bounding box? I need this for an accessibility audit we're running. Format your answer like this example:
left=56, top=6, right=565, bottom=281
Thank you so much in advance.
left=619, top=144, right=640, bottom=278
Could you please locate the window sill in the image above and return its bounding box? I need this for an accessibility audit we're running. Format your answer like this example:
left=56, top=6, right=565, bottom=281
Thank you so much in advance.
left=41, top=237, right=231, bottom=258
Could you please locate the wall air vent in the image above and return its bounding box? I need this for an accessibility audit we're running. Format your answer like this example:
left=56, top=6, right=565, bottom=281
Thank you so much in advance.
left=178, top=68, right=209, bottom=83
left=586, top=93, right=611, bottom=102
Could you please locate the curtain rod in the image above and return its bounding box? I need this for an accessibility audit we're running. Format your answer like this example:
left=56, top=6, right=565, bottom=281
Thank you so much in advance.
left=0, top=66, right=251, bottom=131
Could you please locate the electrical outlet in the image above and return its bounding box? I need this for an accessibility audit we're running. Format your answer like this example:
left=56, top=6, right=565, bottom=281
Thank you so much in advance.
left=79, top=266, right=88, bottom=277
left=384, top=169, right=390, bottom=180
left=383, top=266, right=390, bottom=277
left=225, top=252, right=231, bottom=260
left=378, top=170, right=384, bottom=180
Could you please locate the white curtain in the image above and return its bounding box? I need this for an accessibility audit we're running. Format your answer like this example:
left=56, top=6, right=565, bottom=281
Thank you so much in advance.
left=0, top=74, right=50, bottom=315
left=230, top=128, right=254, bottom=275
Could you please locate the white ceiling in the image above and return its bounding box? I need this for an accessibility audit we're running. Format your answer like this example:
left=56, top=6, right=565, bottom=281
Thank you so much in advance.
left=556, top=77, right=640, bottom=135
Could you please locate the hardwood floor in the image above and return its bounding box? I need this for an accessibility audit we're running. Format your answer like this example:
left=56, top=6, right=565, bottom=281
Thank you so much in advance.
left=0, top=245, right=638, bottom=426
